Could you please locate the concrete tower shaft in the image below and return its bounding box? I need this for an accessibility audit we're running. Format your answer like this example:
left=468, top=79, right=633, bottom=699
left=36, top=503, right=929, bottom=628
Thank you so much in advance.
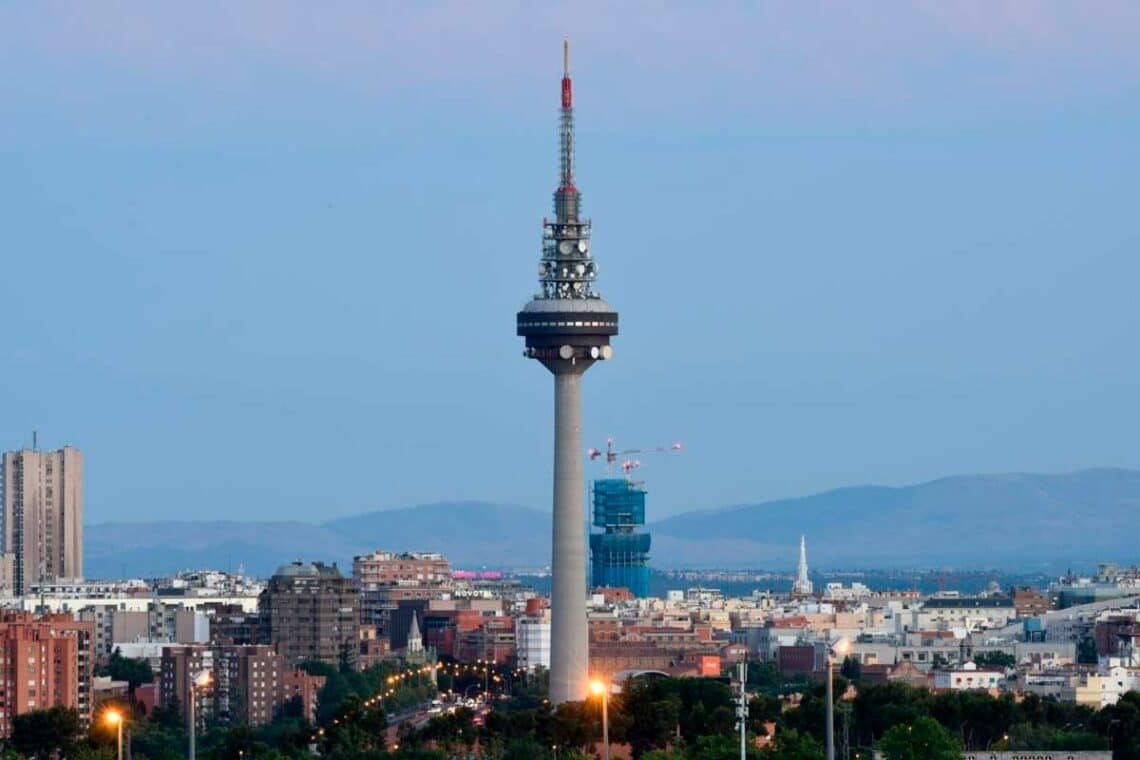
left=516, top=40, right=618, bottom=704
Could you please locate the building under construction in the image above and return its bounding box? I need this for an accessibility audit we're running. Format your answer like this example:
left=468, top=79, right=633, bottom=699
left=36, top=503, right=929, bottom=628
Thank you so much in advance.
left=590, top=478, right=652, bottom=598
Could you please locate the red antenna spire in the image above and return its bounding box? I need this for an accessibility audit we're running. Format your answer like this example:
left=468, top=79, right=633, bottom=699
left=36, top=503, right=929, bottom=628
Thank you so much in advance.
left=562, top=37, right=572, bottom=109
left=557, top=37, right=576, bottom=204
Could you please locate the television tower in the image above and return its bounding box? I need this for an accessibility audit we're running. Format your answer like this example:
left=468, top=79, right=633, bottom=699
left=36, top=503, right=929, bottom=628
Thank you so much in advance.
left=517, top=39, right=618, bottom=704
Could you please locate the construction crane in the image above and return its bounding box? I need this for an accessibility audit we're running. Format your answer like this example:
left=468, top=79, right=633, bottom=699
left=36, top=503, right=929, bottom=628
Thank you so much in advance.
left=587, top=438, right=682, bottom=476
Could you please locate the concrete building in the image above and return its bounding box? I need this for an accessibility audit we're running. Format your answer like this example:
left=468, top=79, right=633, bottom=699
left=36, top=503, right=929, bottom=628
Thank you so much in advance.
left=259, top=561, right=358, bottom=668
left=515, top=39, right=619, bottom=704
left=1, top=446, right=83, bottom=596
left=353, top=550, right=451, bottom=588
left=280, top=667, right=326, bottom=723
left=159, top=644, right=214, bottom=731
left=516, top=606, right=552, bottom=672
left=214, top=645, right=282, bottom=726
left=931, top=661, right=1004, bottom=692
left=160, top=643, right=303, bottom=728
left=0, top=612, right=95, bottom=737
left=80, top=603, right=209, bottom=658
left=354, top=551, right=452, bottom=640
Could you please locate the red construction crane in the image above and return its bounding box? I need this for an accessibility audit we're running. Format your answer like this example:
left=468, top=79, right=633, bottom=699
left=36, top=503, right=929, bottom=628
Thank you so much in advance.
left=587, top=438, right=682, bottom=476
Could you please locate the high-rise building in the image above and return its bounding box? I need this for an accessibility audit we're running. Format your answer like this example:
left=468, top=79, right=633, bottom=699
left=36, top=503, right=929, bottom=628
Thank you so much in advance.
left=791, top=535, right=813, bottom=598
left=1, top=446, right=84, bottom=596
left=516, top=40, right=619, bottom=703
left=259, top=561, right=358, bottom=668
left=0, top=612, right=94, bottom=737
left=516, top=603, right=552, bottom=673
left=161, top=644, right=285, bottom=727
left=353, top=550, right=451, bottom=588
left=589, top=478, right=652, bottom=598
left=353, top=550, right=452, bottom=639
left=78, top=602, right=209, bottom=658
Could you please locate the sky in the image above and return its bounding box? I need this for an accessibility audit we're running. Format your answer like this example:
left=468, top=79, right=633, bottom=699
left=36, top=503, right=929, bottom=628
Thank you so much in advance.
left=1, top=2, right=1138, bottom=524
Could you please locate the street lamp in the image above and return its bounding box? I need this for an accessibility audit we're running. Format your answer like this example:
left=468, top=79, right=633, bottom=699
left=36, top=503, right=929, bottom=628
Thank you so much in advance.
left=734, top=661, right=749, bottom=760
left=105, top=709, right=123, bottom=760
left=590, top=679, right=610, bottom=760
left=826, top=637, right=851, bottom=760
left=188, top=669, right=211, bottom=760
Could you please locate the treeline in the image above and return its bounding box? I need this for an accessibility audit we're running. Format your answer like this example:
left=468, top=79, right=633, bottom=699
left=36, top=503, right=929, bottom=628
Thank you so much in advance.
left=7, top=658, right=1140, bottom=759
left=398, top=672, right=1140, bottom=760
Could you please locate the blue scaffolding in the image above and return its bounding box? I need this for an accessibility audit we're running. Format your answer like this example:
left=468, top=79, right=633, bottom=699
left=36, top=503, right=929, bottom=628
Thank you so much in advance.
left=589, top=478, right=651, bottom=597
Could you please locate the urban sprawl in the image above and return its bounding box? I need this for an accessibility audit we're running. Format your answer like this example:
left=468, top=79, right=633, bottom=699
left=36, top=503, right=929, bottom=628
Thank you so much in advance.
left=0, top=445, right=1137, bottom=758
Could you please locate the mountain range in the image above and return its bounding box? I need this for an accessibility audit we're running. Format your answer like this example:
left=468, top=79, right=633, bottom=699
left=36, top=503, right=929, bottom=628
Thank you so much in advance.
left=88, top=468, right=1140, bottom=579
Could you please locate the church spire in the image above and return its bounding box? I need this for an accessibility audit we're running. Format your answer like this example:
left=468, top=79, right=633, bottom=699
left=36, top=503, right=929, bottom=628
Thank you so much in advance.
left=407, top=612, right=424, bottom=654
left=792, top=534, right=813, bottom=597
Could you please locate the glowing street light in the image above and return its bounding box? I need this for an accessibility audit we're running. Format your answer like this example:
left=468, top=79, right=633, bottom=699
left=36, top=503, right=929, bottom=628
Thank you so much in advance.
left=105, top=709, right=123, bottom=760
left=189, top=669, right=212, bottom=760
left=590, top=679, right=610, bottom=760
left=826, top=637, right=851, bottom=760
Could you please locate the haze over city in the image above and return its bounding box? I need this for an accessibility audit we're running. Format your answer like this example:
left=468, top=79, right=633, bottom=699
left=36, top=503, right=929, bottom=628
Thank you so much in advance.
left=2, top=2, right=1138, bottom=525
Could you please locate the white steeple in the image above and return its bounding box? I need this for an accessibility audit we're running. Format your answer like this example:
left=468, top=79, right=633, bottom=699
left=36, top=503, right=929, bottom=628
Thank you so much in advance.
left=407, top=612, right=424, bottom=654
left=792, top=535, right=813, bottom=597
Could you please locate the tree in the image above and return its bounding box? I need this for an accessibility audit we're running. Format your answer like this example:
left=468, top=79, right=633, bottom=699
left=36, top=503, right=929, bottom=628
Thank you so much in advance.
left=102, top=647, right=155, bottom=689
left=747, top=693, right=781, bottom=736
left=840, top=656, right=862, bottom=684
left=761, top=728, right=824, bottom=760
left=501, top=736, right=552, bottom=760
left=550, top=701, right=594, bottom=753
left=620, top=678, right=682, bottom=757
left=876, top=717, right=962, bottom=760
left=972, top=651, right=1015, bottom=669
left=686, top=733, right=764, bottom=760
left=748, top=662, right=785, bottom=695
left=850, top=682, right=931, bottom=747
left=11, top=706, right=84, bottom=758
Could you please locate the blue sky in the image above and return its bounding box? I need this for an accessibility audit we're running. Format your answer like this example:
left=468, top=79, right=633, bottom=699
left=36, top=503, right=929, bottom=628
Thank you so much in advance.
left=1, top=2, right=1137, bottom=523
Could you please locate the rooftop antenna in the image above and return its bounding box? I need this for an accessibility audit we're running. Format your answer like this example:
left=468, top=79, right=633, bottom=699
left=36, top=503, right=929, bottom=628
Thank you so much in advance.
left=32, top=430, right=37, bottom=452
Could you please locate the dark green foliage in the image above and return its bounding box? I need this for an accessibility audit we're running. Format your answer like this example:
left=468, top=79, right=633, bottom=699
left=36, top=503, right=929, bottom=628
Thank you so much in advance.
left=1095, top=690, right=1140, bottom=759
left=972, top=651, right=1015, bottom=669
left=760, top=727, right=825, bottom=760
left=10, top=706, right=83, bottom=758
left=98, top=647, right=155, bottom=689
left=684, top=733, right=765, bottom=759
left=319, top=693, right=387, bottom=755
left=416, top=707, right=478, bottom=753
left=620, top=677, right=682, bottom=757
left=876, top=716, right=961, bottom=760
left=748, top=661, right=811, bottom=696
left=550, top=700, right=595, bottom=752
left=851, top=682, right=932, bottom=747
left=840, top=655, right=862, bottom=684
left=501, top=736, right=552, bottom=760
left=747, top=693, right=781, bottom=733
left=300, top=659, right=434, bottom=727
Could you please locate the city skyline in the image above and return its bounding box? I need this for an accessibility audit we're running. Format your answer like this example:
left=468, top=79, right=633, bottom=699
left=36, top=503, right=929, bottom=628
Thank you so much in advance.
left=2, top=3, right=1138, bottom=526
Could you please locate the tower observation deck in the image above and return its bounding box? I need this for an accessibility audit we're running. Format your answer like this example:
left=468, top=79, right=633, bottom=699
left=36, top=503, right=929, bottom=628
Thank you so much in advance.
left=516, top=40, right=618, bottom=704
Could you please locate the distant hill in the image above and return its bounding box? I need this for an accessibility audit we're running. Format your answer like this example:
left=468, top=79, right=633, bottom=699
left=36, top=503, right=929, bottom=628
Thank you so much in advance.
left=322, top=502, right=550, bottom=568
left=87, top=502, right=549, bottom=579
left=86, top=469, right=1140, bottom=578
left=650, top=468, right=1140, bottom=568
